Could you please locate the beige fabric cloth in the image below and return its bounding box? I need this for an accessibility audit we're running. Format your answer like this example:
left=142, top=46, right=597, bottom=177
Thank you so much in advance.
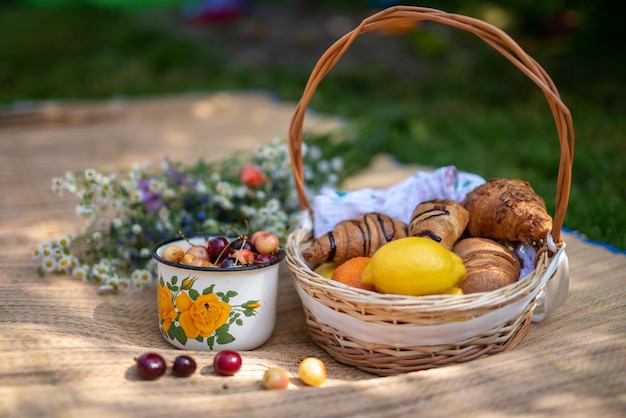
left=1, top=93, right=624, bottom=418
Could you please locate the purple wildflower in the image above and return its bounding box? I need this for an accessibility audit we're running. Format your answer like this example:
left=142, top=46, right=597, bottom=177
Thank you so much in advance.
left=138, top=178, right=162, bottom=213
left=163, top=157, right=187, bottom=186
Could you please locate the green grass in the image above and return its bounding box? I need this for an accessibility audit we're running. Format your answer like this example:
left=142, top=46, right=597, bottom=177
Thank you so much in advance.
left=1, top=2, right=624, bottom=250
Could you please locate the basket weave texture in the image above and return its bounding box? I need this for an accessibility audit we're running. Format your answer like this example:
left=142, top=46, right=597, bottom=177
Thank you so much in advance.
left=285, top=6, right=574, bottom=376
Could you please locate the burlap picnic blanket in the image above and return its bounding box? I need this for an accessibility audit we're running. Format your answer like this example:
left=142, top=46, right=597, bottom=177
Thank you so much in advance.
left=1, top=93, right=624, bottom=417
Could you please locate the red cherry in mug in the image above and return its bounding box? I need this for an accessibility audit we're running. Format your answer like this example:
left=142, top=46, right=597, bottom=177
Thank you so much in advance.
left=232, top=249, right=255, bottom=265
left=254, top=232, right=280, bottom=255
left=255, top=253, right=272, bottom=264
left=249, top=230, right=268, bottom=245
left=181, top=253, right=197, bottom=265
left=185, top=245, right=209, bottom=260
left=219, top=257, right=237, bottom=268
left=228, top=238, right=252, bottom=252
left=213, top=350, right=242, bottom=376
left=189, top=257, right=212, bottom=268
left=207, top=236, right=229, bottom=263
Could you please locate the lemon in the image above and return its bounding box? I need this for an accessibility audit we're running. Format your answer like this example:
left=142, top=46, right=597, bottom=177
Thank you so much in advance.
left=444, top=287, right=464, bottom=295
left=314, top=262, right=337, bottom=279
left=361, top=237, right=466, bottom=296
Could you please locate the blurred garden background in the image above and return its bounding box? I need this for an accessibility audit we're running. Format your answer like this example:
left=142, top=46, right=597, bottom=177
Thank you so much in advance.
left=1, top=0, right=624, bottom=250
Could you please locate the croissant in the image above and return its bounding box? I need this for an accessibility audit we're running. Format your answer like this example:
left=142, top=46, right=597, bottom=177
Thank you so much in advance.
left=408, top=199, right=469, bottom=250
left=302, top=213, right=407, bottom=265
left=462, top=178, right=552, bottom=242
left=452, top=237, right=521, bottom=293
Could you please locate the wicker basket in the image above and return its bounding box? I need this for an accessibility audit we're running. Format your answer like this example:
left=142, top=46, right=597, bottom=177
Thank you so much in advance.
left=285, top=6, right=574, bottom=376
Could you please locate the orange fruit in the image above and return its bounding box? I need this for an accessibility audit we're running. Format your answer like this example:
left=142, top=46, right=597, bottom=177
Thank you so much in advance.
left=331, top=257, right=376, bottom=291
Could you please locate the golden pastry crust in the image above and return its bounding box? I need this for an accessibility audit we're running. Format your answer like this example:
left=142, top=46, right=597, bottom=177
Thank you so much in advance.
left=408, top=199, right=469, bottom=250
left=453, top=237, right=521, bottom=293
left=302, top=213, right=407, bottom=265
left=462, top=178, right=552, bottom=242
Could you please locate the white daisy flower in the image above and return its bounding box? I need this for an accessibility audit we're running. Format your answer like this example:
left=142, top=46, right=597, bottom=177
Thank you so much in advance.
left=162, top=188, right=175, bottom=200
left=56, top=235, right=72, bottom=248
left=72, top=265, right=88, bottom=280
left=84, top=168, right=97, bottom=180
left=51, top=177, right=64, bottom=195
left=57, top=255, right=74, bottom=274
left=158, top=207, right=170, bottom=221
left=266, top=198, right=281, bottom=211
left=130, top=189, right=143, bottom=203
left=41, top=256, right=57, bottom=273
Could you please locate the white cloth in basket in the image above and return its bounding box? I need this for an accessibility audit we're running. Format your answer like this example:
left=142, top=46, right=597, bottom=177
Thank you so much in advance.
left=311, top=165, right=485, bottom=238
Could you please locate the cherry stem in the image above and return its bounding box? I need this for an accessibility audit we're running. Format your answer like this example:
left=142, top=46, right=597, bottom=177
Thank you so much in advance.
left=178, top=230, right=193, bottom=245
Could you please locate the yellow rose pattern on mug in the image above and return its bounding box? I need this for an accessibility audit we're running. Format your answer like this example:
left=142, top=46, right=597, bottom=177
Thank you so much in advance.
left=157, top=276, right=260, bottom=349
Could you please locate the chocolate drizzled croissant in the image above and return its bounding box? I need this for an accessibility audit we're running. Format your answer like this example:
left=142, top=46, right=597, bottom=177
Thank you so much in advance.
left=302, top=213, right=407, bottom=265
left=408, top=199, right=470, bottom=250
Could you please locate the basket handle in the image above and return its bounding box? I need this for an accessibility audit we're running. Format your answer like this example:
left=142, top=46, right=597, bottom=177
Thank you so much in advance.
left=288, top=5, right=574, bottom=245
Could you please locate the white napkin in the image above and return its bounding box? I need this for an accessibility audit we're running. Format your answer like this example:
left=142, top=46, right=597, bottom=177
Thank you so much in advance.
left=311, top=165, right=486, bottom=238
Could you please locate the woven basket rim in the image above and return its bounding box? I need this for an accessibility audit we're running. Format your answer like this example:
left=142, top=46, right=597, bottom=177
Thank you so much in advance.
left=286, top=222, right=552, bottom=313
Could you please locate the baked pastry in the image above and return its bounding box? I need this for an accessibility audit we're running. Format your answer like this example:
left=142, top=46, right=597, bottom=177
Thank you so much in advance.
left=302, top=213, right=407, bottom=265
left=462, top=178, right=552, bottom=242
left=452, top=237, right=521, bottom=293
left=408, top=199, right=469, bottom=250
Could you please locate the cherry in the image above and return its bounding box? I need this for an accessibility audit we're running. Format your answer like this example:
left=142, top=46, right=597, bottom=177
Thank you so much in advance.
left=207, top=236, right=229, bottom=263
left=189, top=257, right=212, bottom=268
left=213, top=350, right=242, bottom=376
left=162, top=245, right=184, bottom=263
left=135, top=352, right=167, bottom=380
left=254, top=232, right=280, bottom=255
left=219, top=257, right=237, bottom=268
left=298, top=357, right=326, bottom=386
left=232, top=249, right=255, bottom=265
left=255, top=253, right=272, bottom=264
left=262, top=367, right=290, bottom=390
left=185, top=245, right=209, bottom=260
left=172, top=355, right=197, bottom=377
left=249, top=230, right=269, bottom=247
left=228, top=238, right=252, bottom=253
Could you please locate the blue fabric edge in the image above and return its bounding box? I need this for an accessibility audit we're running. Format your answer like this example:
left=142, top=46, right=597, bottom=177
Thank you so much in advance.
left=562, top=227, right=626, bottom=255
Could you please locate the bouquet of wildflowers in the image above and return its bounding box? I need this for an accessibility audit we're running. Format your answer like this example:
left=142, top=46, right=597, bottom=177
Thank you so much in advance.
left=33, top=138, right=343, bottom=293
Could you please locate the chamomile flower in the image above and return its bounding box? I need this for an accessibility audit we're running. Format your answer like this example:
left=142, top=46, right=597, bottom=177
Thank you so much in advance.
left=132, top=269, right=152, bottom=283
left=266, top=198, right=281, bottom=211
left=57, top=255, right=74, bottom=274
left=130, top=189, right=143, bottom=203
left=72, top=265, right=88, bottom=281
left=56, top=235, right=72, bottom=248
left=52, top=177, right=64, bottom=195
left=84, top=168, right=97, bottom=181
left=41, top=256, right=57, bottom=273
left=34, top=138, right=344, bottom=293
